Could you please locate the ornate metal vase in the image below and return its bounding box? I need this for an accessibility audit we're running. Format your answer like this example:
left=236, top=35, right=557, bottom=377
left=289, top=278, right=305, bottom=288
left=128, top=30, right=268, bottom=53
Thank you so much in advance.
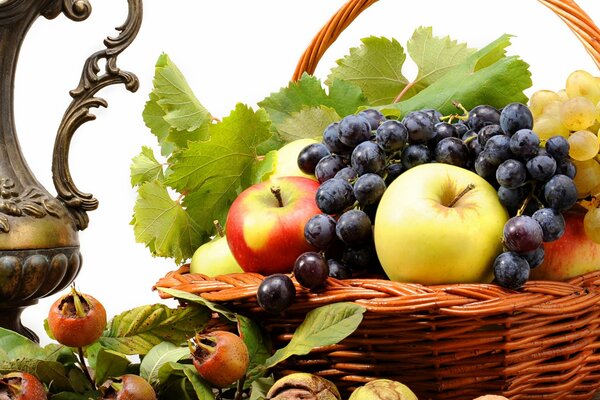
left=0, top=0, right=142, bottom=341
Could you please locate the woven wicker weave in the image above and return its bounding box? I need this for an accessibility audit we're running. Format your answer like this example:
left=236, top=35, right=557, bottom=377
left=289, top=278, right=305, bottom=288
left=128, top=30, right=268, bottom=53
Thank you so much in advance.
left=155, top=1, right=600, bottom=398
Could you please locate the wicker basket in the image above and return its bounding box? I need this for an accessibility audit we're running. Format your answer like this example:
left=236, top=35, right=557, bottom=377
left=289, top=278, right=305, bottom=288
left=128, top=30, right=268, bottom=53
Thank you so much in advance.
left=155, top=1, right=600, bottom=399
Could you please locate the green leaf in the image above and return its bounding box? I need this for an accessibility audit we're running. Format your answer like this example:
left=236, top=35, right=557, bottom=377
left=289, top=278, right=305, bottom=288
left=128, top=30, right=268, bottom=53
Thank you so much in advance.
left=326, top=37, right=410, bottom=106
left=406, top=26, right=475, bottom=94
left=250, top=376, right=275, bottom=400
left=327, top=79, right=368, bottom=117
left=250, top=150, right=277, bottom=184
left=131, top=180, right=202, bottom=263
left=0, top=328, right=45, bottom=360
left=50, top=391, right=99, bottom=400
left=151, top=53, right=211, bottom=148
left=143, top=92, right=176, bottom=157
left=0, top=359, right=74, bottom=392
left=237, top=315, right=271, bottom=385
left=140, top=342, right=189, bottom=385
left=94, top=349, right=131, bottom=386
left=167, top=104, right=272, bottom=242
left=157, top=361, right=194, bottom=386
left=100, top=303, right=211, bottom=355
left=277, top=106, right=340, bottom=142
left=378, top=35, right=532, bottom=117
left=183, top=368, right=215, bottom=399
left=160, top=376, right=195, bottom=400
left=157, top=287, right=237, bottom=322
left=130, top=146, right=164, bottom=187
left=265, top=303, right=365, bottom=368
left=259, top=74, right=330, bottom=127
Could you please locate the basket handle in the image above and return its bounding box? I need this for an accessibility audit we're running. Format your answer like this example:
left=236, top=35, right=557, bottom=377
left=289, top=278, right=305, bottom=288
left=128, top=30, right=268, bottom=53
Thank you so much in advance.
left=292, top=0, right=600, bottom=82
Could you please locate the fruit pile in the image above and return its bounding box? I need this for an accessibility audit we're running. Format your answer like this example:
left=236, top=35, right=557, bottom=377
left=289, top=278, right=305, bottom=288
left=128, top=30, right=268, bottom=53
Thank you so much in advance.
left=282, top=101, right=577, bottom=295
left=530, top=70, right=600, bottom=243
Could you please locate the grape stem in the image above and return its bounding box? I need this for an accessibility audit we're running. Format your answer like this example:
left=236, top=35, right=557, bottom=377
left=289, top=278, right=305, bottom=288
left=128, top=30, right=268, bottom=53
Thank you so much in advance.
left=448, top=184, right=475, bottom=208
left=517, top=191, right=534, bottom=217
left=440, top=101, right=469, bottom=123
left=393, top=81, right=415, bottom=103
left=271, top=186, right=284, bottom=207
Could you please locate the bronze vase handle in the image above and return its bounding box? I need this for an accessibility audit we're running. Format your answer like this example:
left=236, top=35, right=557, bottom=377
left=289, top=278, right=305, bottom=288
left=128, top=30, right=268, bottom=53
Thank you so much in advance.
left=52, top=0, right=142, bottom=230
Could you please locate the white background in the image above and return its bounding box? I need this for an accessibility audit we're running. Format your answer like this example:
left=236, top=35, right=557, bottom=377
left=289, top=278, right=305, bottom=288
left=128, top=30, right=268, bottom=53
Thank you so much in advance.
left=11, top=0, right=599, bottom=344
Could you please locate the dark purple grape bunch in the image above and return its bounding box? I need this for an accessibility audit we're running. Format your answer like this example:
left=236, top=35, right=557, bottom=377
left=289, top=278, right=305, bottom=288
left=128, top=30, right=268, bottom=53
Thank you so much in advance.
left=467, top=103, right=578, bottom=290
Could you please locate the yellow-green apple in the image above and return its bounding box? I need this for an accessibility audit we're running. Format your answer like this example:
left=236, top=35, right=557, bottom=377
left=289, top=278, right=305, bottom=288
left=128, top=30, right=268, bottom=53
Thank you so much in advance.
left=374, top=163, right=509, bottom=284
left=226, top=176, right=321, bottom=274
left=530, top=209, right=600, bottom=281
left=189, top=229, right=243, bottom=277
left=267, top=138, right=318, bottom=181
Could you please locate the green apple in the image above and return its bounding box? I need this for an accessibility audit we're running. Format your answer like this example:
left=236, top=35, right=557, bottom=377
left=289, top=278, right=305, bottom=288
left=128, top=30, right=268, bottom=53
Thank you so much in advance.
left=268, top=138, right=318, bottom=180
left=189, top=234, right=243, bottom=277
left=374, top=163, right=509, bottom=284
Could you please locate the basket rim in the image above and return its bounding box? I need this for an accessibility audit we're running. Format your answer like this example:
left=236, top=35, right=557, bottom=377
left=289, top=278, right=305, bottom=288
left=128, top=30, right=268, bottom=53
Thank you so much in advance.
left=154, top=266, right=600, bottom=317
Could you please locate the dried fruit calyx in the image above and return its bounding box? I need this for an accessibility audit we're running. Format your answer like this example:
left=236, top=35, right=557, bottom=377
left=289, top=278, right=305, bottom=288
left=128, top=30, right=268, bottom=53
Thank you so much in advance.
left=267, top=373, right=341, bottom=400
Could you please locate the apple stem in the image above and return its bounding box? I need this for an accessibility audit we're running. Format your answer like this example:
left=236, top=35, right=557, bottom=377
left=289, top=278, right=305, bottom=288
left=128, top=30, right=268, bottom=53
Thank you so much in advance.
left=271, top=186, right=284, bottom=207
left=448, top=184, right=475, bottom=208
left=213, top=220, right=225, bottom=238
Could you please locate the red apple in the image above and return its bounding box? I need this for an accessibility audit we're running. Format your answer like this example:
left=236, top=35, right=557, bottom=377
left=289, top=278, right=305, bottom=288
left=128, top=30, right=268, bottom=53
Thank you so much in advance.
left=226, top=176, right=321, bottom=274
left=530, top=209, right=600, bottom=281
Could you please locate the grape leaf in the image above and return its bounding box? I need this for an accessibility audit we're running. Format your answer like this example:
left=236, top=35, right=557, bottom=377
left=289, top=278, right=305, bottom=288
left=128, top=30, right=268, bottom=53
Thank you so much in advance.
left=406, top=26, right=475, bottom=95
left=99, top=303, right=211, bottom=355
left=326, top=36, right=410, bottom=106
left=167, top=104, right=272, bottom=241
left=327, top=79, right=368, bottom=117
left=131, top=180, right=201, bottom=262
left=144, top=54, right=211, bottom=151
left=251, top=150, right=278, bottom=184
left=258, top=74, right=365, bottom=130
left=143, top=92, right=176, bottom=157
left=140, top=342, right=189, bottom=385
left=278, top=106, right=340, bottom=142
left=259, top=74, right=330, bottom=126
left=265, top=303, right=365, bottom=368
left=378, top=34, right=532, bottom=117
left=130, top=146, right=164, bottom=187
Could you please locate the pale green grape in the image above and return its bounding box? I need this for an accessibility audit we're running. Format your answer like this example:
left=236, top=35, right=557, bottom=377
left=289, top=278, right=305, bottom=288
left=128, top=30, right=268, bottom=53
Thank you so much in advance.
left=566, top=70, right=600, bottom=104
left=568, top=130, right=600, bottom=161
left=560, top=96, right=598, bottom=131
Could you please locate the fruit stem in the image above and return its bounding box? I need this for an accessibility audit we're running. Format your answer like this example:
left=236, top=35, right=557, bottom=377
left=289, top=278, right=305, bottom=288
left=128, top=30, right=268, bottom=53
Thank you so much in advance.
left=517, top=190, right=535, bottom=216
left=271, top=186, right=284, bottom=207
left=393, top=81, right=415, bottom=103
left=213, top=220, right=225, bottom=238
left=233, top=374, right=246, bottom=400
left=78, top=347, right=96, bottom=390
left=447, top=184, right=475, bottom=208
